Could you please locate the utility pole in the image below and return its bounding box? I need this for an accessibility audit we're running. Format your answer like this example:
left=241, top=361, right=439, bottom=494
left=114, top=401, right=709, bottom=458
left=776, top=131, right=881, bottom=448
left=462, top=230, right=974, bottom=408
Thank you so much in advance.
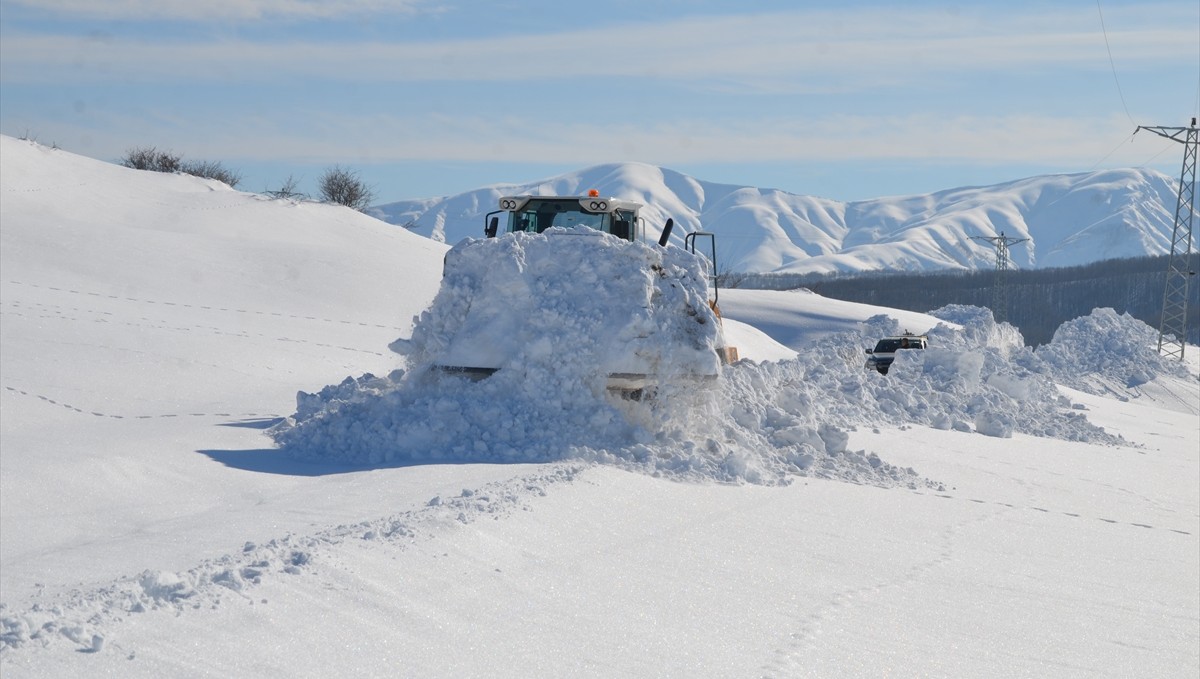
left=1136, top=118, right=1197, bottom=361
left=971, top=232, right=1029, bottom=324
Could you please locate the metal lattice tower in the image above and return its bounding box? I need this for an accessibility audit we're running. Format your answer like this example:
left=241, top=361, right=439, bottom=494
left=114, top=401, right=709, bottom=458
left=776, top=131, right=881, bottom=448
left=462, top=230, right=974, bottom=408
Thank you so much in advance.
left=971, top=232, right=1029, bottom=323
left=1136, top=118, right=1197, bottom=361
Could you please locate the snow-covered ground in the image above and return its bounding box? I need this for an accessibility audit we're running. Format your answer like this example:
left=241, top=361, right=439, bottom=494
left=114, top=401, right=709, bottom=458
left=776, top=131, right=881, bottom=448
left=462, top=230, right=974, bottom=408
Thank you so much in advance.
left=2, top=136, right=1197, bottom=678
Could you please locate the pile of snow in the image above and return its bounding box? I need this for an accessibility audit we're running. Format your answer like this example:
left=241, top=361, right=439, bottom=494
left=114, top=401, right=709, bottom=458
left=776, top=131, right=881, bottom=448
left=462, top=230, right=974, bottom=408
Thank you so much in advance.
left=272, top=236, right=1135, bottom=487
left=400, top=229, right=722, bottom=386
left=276, top=233, right=746, bottom=480
left=707, top=307, right=1121, bottom=446
left=1034, top=307, right=1194, bottom=394
left=271, top=232, right=920, bottom=486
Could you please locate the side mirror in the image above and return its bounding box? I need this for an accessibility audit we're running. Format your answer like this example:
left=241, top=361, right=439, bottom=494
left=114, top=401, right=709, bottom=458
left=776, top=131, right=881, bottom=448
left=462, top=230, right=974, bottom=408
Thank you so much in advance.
left=657, top=218, right=675, bottom=247
left=485, top=216, right=499, bottom=238
left=865, top=348, right=873, bottom=354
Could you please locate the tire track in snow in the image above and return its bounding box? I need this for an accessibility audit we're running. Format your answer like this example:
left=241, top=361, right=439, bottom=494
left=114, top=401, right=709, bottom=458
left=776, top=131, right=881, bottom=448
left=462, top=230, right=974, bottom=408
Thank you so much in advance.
left=758, top=485, right=1194, bottom=676
left=909, top=487, right=1194, bottom=536
left=0, top=465, right=583, bottom=654
left=2, top=299, right=390, bottom=357
left=960, top=452, right=1183, bottom=519
left=0, top=279, right=403, bottom=428
left=2, top=386, right=284, bottom=421
left=0, top=179, right=89, bottom=193
left=758, top=506, right=1000, bottom=678
left=4, top=280, right=405, bottom=331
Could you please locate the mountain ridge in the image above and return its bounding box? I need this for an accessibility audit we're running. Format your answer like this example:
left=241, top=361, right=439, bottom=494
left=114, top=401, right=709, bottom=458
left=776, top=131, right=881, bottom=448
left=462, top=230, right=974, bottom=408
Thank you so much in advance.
left=370, top=162, right=1187, bottom=275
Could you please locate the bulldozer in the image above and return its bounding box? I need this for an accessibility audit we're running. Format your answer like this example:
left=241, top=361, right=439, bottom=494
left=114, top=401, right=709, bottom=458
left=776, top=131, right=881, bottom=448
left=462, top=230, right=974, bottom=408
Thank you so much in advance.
left=416, top=191, right=738, bottom=397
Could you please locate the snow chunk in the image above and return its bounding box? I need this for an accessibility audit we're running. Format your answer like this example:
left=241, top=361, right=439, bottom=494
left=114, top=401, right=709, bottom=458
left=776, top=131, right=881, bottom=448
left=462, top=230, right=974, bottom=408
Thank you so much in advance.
left=138, top=570, right=196, bottom=604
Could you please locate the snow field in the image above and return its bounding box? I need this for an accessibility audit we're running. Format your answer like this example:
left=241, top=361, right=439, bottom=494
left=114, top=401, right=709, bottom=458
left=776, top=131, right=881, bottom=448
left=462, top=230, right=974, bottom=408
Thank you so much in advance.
left=2, top=137, right=1197, bottom=678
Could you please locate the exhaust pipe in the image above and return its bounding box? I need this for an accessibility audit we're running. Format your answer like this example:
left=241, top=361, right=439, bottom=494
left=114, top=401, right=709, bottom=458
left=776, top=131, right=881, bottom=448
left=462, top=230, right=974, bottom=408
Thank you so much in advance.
left=657, top=218, right=674, bottom=247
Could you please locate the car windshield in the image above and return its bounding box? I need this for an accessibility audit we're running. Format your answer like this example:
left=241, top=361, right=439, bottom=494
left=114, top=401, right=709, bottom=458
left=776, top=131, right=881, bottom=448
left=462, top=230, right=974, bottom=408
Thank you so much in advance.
left=509, top=200, right=606, bottom=234
left=874, top=338, right=922, bottom=352
left=874, top=339, right=903, bottom=352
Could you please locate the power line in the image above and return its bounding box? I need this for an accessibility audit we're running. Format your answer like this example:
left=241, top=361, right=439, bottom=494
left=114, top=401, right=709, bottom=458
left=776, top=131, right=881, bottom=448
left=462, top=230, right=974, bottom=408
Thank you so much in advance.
left=1193, top=80, right=1199, bottom=121
left=1095, top=0, right=1137, bottom=127
left=1136, top=139, right=1176, bottom=168
left=1089, top=130, right=1138, bottom=171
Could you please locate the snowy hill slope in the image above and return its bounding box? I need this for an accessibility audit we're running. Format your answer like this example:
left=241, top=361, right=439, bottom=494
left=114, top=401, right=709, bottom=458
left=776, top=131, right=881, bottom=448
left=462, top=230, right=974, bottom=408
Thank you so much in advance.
left=1, top=136, right=1197, bottom=678
left=0, top=136, right=451, bottom=599
left=372, top=162, right=1186, bottom=274
left=719, top=287, right=949, bottom=352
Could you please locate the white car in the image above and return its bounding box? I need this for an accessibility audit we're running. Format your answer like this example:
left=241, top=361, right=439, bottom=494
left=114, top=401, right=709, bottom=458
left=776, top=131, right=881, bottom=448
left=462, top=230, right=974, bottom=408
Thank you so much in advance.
left=865, top=333, right=927, bottom=374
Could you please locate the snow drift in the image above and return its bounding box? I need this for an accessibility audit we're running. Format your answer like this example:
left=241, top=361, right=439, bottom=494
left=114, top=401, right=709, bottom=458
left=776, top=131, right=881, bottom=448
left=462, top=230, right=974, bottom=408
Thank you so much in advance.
left=400, top=229, right=723, bottom=387
left=272, top=240, right=1150, bottom=487
left=1035, top=307, right=1194, bottom=395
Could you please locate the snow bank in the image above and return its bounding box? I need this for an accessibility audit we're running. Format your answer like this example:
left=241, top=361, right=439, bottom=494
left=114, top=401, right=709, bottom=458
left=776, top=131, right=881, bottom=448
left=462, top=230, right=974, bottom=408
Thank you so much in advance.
left=272, top=233, right=1133, bottom=488
left=272, top=232, right=924, bottom=487
left=701, top=306, right=1120, bottom=450
left=1033, top=307, right=1194, bottom=394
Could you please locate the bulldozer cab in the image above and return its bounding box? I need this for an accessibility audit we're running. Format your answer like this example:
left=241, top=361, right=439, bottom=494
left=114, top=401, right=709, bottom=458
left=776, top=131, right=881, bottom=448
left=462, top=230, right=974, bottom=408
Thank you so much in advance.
left=483, top=193, right=725, bottom=309
left=485, top=193, right=642, bottom=242
left=465, top=191, right=740, bottom=379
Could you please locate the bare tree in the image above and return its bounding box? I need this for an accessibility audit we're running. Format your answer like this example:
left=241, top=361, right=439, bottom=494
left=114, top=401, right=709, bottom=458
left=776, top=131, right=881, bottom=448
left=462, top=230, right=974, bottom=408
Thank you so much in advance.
left=120, top=146, right=240, bottom=188
left=317, top=165, right=375, bottom=211
left=266, top=174, right=306, bottom=200
left=121, top=146, right=182, bottom=173
left=180, top=159, right=241, bottom=188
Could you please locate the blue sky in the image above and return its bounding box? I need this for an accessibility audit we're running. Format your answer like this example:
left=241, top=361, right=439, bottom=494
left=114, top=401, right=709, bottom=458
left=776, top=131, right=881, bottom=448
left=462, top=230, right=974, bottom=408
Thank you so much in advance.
left=1, top=0, right=1197, bottom=204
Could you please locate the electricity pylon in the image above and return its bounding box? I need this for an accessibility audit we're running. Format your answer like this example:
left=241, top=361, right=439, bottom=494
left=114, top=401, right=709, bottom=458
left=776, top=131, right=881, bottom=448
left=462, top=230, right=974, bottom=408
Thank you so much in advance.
left=1136, top=118, right=1197, bottom=361
left=971, top=232, right=1029, bottom=323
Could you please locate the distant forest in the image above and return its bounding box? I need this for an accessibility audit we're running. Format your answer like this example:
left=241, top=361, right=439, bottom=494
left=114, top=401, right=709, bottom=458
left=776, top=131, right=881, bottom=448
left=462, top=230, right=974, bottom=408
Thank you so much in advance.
left=740, top=254, right=1200, bottom=347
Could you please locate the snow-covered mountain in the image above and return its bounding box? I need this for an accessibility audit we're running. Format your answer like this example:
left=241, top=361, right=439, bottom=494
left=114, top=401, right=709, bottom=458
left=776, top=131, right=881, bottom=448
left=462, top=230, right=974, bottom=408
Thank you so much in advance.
left=372, top=162, right=1186, bottom=274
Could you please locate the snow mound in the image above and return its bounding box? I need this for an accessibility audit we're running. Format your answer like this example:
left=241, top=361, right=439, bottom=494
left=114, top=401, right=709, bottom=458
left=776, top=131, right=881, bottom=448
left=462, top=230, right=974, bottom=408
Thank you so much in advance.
left=271, top=232, right=924, bottom=487
left=270, top=364, right=926, bottom=487
left=398, top=229, right=722, bottom=386
left=1033, top=307, right=1195, bottom=396
left=272, top=239, right=1127, bottom=486
left=271, top=234, right=1132, bottom=486
left=271, top=230, right=729, bottom=475
left=702, top=307, right=1120, bottom=447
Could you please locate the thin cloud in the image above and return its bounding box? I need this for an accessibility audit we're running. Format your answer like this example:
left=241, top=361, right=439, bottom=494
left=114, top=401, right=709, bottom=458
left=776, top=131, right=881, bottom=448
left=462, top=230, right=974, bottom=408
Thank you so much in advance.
left=2, top=6, right=1192, bottom=85
left=19, top=110, right=1159, bottom=170
left=4, top=0, right=429, bottom=20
